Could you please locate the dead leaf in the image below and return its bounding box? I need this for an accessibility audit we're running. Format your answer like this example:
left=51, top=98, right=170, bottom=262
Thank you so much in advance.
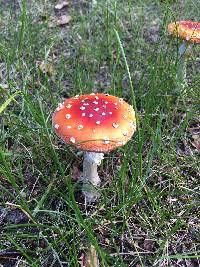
left=55, top=1, right=69, bottom=10
left=38, top=61, right=54, bottom=76
left=191, top=140, right=200, bottom=151
left=192, top=134, right=199, bottom=140
left=105, top=238, right=110, bottom=245
left=188, top=126, right=200, bottom=135
left=191, top=134, right=200, bottom=150
left=71, top=165, right=82, bottom=182
left=57, top=15, right=72, bottom=26
left=0, top=83, right=9, bottom=89
left=189, top=129, right=200, bottom=151
left=143, top=239, right=155, bottom=252
left=48, top=15, right=72, bottom=28
left=85, top=245, right=99, bottom=267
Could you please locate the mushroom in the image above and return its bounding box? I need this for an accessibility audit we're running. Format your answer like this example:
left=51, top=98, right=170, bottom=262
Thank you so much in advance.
left=168, top=21, right=200, bottom=90
left=52, top=93, right=136, bottom=202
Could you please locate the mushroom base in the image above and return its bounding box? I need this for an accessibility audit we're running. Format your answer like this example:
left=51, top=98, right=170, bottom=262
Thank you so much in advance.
left=82, top=151, right=104, bottom=202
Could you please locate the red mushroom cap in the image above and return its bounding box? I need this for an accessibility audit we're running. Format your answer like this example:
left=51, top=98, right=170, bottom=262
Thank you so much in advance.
left=168, top=21, right=200, bottom=43
left=52, top=93, right=136, bottom=152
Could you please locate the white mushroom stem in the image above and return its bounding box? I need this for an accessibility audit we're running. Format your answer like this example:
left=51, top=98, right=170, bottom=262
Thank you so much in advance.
left=176, top=42, right=192, bottom=90
left=82, top=151, right=104, bottom=202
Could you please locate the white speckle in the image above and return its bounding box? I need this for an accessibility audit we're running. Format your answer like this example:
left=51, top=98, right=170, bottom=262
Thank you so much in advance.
left=54, top=124, right=59, bottom=129
left=74, top=95, right=79, bottom=99
left=89, top=114, right=93, bottom=117
left=131, top=122, right=136, bottom=131
left=94, top=108, right=99, bottom=111
left=90, top=93, right=95, bottom=95
left=109, top=112, right=112, bottom=115
left=93, top=129, right=96, bottom=133
left=93, top=101, right=98, bottom=105
left=95, top=96, right=99, bottom=100
left=81, top=99, right=85, bottom=103
left=103, top=138, right=109, bottom=144
left=113, top=123, right=119, bottom=128
left=186, top=35, right=190, bottom=41
left=80, top=106, right=85, bottom=110
left=101, top=112, right=106, bottom=116
left=77, top=125, right=83, bottom=130
left=56, top=103, right=64, bottom=111
left=66, top=114, right=71, bottom=119
left=70, top=137, right=76, bottom=143
left=105, top=94, right=109, bottom=96
left=82, top=113, right=86, bottom=117
left=115, top=107, right=119, bottom=110
left=114, top=103, right=118, bottom=106
left=119, top=98, right=124, bottom=104
left=117, top=141, right=124, bottom=146
left=67, top=126, right=71, bottom=129
left=104, top=101, right=108, bottom=104
left=123, top=132, right=128, bottom=136
left=83, top=103, right=89, bottom=106
left=102, top=105, right=106, bottom=108
left=66, top=104, right=72, bottom=109
left=96, top=121, right=101, bottom=125
left=123, top=114, right=127, bottom=119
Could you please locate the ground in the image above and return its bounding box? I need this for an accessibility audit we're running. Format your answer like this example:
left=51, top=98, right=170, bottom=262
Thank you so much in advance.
left=0, top=0, right=199, bottom=266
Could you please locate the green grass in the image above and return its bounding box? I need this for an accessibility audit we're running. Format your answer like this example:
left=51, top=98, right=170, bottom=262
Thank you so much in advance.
left=0, top=0, right=199, bottom=266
